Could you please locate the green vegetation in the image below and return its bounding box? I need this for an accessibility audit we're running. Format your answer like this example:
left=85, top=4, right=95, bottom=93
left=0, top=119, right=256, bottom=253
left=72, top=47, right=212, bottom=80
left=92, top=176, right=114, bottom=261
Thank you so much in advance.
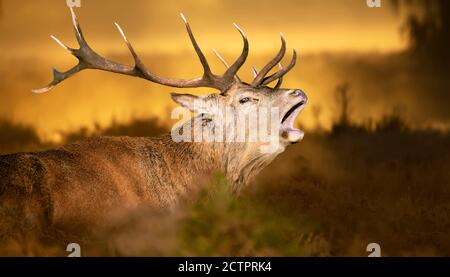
left=174, top=173, right=328, bottom=256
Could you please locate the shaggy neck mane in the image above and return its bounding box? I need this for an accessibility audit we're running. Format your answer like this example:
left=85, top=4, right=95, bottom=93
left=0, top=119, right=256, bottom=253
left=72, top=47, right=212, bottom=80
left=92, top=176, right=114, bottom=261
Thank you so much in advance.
left=160, top=115, right=283, bottom=192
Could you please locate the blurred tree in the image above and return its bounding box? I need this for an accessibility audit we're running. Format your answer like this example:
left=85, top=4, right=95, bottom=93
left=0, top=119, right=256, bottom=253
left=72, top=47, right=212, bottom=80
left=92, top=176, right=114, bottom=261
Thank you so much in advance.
left=0, top=119, right=41, bottom=154
left=331, top=82, right=364, bottom=134
left=311, top=105, right=323, bottom=131
left=376, top=105, right=407, bottom=132
left=336, top=83, right=351, bottom=127
left=62, top=117, right=167, bottom=144
left=391, top=0, right=450, bottom=68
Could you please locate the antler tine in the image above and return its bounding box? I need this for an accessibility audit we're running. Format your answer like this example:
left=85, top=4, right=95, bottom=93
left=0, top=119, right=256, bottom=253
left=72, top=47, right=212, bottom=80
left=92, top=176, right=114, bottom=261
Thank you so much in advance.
left=70, top=7, right=87, bottom=47
left=32, top=65, right=79, bottom=94
left=222, top=23, right=248, bottom=82
left=273, top=63, right=283, bottom=90
left=50, top=35, right=73, bottom=53
left=251, top=32, right=286, bottom=87
left=180, top=13, right=213, bottom=79
left=212, top=48, right=241, bottom=82
left=114, top=22, right=147, bottom=74
left=261, top=49, right=296, bottom=86
left=212, top=48, right=230, bottom=68
left=250, top=66, right=258, bottom=78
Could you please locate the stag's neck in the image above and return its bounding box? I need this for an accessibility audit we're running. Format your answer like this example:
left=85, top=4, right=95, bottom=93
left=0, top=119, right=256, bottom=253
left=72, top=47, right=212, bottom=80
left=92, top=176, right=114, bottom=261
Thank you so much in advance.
left=220, top=141, right=283, bottom=191
left=160, top=116, right=283, bottom=191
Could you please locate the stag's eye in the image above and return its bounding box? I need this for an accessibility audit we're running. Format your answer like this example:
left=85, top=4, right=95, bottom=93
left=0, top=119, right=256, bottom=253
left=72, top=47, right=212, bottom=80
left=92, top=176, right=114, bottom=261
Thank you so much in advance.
left=239, top=97, right=250, bottom=104
left=239, top=97, right=258, bottom=104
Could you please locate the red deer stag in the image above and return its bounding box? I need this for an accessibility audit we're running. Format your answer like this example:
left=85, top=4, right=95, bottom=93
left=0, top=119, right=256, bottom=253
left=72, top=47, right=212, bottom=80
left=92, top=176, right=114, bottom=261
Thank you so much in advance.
left=0, top=8, right=307, bottom=238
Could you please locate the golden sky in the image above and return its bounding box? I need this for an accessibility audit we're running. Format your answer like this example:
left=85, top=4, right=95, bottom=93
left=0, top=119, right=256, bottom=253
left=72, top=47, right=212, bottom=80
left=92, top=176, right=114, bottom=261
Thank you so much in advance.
left=1, top=0, right=406, bottom=55
left=1, top=0, right=422, bottom=140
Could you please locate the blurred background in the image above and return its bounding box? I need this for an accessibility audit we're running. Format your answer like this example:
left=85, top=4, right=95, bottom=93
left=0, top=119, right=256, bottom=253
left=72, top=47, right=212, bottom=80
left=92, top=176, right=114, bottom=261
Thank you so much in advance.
left=0, top=0, right=449, bottom=256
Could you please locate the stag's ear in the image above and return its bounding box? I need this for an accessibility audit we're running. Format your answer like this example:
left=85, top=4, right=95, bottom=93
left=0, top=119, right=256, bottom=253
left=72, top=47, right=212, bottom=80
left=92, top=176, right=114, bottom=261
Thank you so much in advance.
left=171, top=93, right=217, bottom=114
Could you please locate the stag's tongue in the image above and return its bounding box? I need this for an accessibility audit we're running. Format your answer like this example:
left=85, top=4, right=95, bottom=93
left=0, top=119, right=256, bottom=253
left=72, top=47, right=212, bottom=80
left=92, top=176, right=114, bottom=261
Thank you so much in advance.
left=282, top=128, right=304, bottom=142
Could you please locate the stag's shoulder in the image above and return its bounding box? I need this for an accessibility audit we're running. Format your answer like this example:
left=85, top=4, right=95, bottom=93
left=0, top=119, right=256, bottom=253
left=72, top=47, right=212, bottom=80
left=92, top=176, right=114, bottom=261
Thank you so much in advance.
left=0, top=152, right=47, bottom=202
left=40, top=136, right=159, bottom=155
left=31, top=136, right=173, bottom=167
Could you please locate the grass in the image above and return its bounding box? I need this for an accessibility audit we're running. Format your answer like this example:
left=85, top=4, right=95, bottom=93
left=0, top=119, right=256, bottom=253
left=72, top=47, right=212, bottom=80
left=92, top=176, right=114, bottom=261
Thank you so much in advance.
left=174, top=173, right=328, bottom=256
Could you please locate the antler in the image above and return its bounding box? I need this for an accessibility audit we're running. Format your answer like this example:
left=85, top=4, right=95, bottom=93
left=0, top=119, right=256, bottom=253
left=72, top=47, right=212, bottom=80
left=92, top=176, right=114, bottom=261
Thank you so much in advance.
left=261, top=50, right=296, bottom=86
left=33, top=8, right=297, bottom=93
left=250, top=33, right=297, bottom=88
left=212, top=48, right=242, bottom=82
left=273, top=63, right=284, bottom=90
left=33, top=8, right=248, bottom=93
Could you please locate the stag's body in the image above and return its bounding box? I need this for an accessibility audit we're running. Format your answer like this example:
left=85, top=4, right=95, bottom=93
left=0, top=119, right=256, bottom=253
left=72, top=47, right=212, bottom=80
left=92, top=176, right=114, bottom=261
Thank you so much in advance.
left=0, top=135, right=215, bottom=231
left=0, top=129, right=279, bottom=236
left=0, top=8, right=307, bottom=240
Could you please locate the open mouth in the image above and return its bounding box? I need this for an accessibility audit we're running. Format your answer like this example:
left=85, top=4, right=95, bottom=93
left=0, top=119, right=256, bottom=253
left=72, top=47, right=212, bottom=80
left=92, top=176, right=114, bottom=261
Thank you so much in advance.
left=281, top=100, right=306, bottom=142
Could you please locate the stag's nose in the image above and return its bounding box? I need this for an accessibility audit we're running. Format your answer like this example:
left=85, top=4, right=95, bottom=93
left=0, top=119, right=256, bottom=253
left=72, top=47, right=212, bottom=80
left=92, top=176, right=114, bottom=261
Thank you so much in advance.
left=289, top=89, right=308, bottom=103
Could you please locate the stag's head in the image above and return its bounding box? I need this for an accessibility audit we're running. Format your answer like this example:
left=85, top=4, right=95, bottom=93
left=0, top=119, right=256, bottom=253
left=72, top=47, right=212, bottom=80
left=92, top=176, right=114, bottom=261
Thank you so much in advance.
left=33, top=8, right=307, bottom=152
